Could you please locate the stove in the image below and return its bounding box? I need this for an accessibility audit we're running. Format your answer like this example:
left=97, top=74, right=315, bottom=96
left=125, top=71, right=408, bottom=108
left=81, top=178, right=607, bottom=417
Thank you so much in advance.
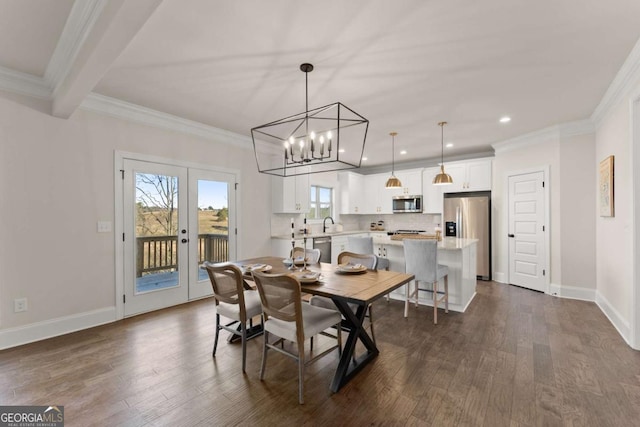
left=387, top=229, right=426, bottom=236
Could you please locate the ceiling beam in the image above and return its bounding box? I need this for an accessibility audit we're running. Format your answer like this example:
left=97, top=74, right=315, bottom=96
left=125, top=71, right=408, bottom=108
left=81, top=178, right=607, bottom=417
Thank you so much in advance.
left=51, top=0, right=163, bottom=119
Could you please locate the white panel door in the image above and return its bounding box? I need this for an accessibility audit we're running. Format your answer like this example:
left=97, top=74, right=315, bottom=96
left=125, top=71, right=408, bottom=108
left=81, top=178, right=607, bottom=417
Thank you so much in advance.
left=508, top=171, right=546, bottom=292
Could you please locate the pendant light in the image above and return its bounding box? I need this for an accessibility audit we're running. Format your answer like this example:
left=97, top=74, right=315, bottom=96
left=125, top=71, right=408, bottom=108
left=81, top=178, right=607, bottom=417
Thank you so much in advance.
left=433, top=122, right=453, bottom=185
left=385, top=132, right=402, bottom=188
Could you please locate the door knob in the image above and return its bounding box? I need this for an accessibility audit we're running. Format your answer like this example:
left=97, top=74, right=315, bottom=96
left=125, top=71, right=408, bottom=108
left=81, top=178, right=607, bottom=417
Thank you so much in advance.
left=508, top=234, right=515, bottom=238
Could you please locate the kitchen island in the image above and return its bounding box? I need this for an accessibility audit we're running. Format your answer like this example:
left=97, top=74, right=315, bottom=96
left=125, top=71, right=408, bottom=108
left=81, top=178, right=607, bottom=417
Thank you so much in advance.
left=372, top=236, right=478, bottom=312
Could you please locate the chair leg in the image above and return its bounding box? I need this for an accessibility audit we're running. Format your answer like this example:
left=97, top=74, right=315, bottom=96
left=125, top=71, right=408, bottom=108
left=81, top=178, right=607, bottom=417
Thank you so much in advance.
left=414, top=280, right=419, bottom=308
left=241, top=321, right=247, bottom=373
left=310, top=336, right=314, bottom=351
left=433, top=281, right=439, bottom=325
left=404, top=282, right=411, bottom=317
left=444, top=275, right=449, bottom=313
left=212, top=313, right=221, bottom=357
left=260, top=331, right=268, bottom=380
left=297, top=340, right=305, bottom=404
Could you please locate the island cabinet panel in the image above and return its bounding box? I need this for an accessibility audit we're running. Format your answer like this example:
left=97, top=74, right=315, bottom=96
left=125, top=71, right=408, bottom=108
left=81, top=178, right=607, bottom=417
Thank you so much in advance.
left=372, top=236, right=478, bottom=312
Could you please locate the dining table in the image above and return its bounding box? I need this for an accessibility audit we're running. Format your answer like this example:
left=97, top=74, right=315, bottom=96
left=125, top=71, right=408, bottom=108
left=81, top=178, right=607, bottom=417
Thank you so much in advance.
left=235, top=256, right=415, bottom=393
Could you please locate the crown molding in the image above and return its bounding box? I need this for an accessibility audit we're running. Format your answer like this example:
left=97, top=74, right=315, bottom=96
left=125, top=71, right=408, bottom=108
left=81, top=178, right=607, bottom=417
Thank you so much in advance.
left=45, top=0, right=107, bottom=94
left=0, top=66, right=51, bottom=99
left=80, top=93, right=253, bottom=150
left=492, top=119, right=594, bottom=154
left=592, top=37, right=640, bottom=126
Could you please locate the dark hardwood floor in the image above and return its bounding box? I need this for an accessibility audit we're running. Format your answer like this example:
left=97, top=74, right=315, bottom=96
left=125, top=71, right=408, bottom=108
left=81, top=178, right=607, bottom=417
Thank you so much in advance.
left=2, top=281, right=640, bottom=426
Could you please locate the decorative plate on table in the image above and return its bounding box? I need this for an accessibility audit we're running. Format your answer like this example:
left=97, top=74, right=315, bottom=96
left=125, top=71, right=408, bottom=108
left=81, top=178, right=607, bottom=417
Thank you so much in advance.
left=336, top=263, right=367, bottom=274
left=294, top=271, right=321, bottom=283
left=242, top=264, right=272, bottom=273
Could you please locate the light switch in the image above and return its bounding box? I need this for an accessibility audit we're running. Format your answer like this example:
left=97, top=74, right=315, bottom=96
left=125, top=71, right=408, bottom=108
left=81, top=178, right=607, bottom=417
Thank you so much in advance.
left=97, top=221, right=112, bottom=233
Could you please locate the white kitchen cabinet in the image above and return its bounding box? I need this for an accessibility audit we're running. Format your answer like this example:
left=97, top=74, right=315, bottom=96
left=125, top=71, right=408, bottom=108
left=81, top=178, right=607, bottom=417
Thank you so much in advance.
left=422, top=167, right=443, bottom=214
left=363, top=173, right=394, bottom=214
left=442, top=159, right=492, bottom=193
left=395, top=169, right=423, bottom=196
left=338, top=171, right=364, bottom=214
left=331, top=236, right=348, bottom=265
left=271, top=237, right=312, bottom=258
left=272, top=174, right=310, bottom=213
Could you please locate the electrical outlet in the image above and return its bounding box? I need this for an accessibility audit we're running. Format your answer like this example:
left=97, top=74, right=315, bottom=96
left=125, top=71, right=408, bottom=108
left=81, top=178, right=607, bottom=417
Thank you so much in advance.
left=97, top=221, right=112, bottom=233
left=14, top=298, right=27, bottom=313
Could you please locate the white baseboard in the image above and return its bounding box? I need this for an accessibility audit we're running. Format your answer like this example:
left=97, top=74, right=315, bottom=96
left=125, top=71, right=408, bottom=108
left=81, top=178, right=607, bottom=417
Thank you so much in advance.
left=493, top=272, right=506, bottom=283
left=0, top=307, right=117, bottom=350
left=548, top=283, right=596, bottom=301
left=595, top=290, right=632, bottom=346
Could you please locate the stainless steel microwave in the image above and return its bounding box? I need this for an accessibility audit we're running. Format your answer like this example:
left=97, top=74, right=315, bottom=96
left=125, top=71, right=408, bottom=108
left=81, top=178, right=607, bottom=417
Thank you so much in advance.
left=392, top=195, right=422, bottom=213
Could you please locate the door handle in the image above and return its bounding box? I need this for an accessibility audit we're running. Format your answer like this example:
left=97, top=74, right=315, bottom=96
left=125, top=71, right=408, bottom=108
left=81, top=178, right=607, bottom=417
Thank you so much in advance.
left=508, top=234, right=515, bottom=238
left=181, top=238, right=189, bottom=243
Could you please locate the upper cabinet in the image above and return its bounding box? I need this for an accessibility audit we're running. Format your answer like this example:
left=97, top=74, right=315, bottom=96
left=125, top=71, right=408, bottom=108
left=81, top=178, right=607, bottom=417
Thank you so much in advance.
left=442, top=159, right=492, bottom=193
left=272, top=174, right=310, bottom=213
left=422, top=167, right=443, bottom=214
left=363, top=173, right=394, bottom=214
left=394, top=169, right=423, bottom=196
left=338, top=171, right=364, bottom=214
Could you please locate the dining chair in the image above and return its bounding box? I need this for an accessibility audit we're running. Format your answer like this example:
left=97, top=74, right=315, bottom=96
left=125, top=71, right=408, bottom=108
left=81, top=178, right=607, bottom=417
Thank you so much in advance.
left=308, top=251, right=378, bottom=342
left=403, top=239, right=449, bottom=324
left=203, top=261, right=263, bottom=373
left=290, top=247, right=321, bottom=264
left=251, top=270, right=342, bottom=404
left=347, top=236, right=390, bottom=271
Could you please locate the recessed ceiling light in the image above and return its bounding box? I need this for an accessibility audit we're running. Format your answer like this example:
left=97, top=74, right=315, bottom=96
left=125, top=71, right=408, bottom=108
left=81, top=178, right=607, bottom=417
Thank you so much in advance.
left=446, top=143, right=454, bottom=148
left=338, top=149, right=345, bottom=153
left=400, top=150, right=407, bottom=155
left=499, top=116, right=511, bottom=123
left=361, top=157, right=368, bottom=161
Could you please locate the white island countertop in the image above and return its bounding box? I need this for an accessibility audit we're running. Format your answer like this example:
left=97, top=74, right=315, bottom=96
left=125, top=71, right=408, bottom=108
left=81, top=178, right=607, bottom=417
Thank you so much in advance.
left=372, top=236, right=478, bottom=250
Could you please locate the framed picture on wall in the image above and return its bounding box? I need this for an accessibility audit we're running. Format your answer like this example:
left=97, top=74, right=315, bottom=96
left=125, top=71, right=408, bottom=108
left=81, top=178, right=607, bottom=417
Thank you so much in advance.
left=599, top=155, right=614, bottom=217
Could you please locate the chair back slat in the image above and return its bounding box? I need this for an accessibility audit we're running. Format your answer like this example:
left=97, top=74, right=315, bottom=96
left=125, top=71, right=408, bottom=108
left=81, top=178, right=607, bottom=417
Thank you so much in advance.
left=252, top=271, right=302, bottom=324
left=204, top=262, right=245, bottom=306
left=337, top=251, right=377, bottom=270
left=290, top=247, right=321, bottom=264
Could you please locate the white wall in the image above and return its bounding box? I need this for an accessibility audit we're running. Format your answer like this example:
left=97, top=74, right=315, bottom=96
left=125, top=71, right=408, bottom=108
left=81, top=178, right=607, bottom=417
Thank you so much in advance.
left=493, top=135, right=562, bottom=287
left=560, top=133, right=596, bottom=292
left=594, top=82, right=639, bottom=333
left=0, top=94, right=271, bottom=334
left=492, top=129, right=597, bottom=296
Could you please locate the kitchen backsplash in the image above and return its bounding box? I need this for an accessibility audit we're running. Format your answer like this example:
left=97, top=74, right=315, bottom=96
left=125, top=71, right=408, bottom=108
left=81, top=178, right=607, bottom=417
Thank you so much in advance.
left=271, top=213, right=441, bottom=236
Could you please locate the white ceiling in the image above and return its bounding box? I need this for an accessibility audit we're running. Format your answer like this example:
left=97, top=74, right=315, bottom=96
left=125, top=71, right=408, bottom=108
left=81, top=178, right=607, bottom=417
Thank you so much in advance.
left=1, top=0, right=640, bottom=168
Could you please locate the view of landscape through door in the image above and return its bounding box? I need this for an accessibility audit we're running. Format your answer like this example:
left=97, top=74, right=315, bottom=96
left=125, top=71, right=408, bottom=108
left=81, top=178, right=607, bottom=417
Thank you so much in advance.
left=188, top=168, right=236, bottom=300
left=123, top=159, right=236, bottom=316
left=508, top=170, right=547, bottom=292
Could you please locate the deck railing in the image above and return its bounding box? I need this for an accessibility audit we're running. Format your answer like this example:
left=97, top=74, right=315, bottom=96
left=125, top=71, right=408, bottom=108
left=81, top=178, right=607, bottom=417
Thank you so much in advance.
left=136, top=233, right=229, bottom=277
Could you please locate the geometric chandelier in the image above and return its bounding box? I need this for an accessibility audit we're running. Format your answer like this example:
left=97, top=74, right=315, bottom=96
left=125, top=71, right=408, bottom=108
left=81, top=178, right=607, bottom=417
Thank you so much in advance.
left=251, top=63, right=369, bottom=177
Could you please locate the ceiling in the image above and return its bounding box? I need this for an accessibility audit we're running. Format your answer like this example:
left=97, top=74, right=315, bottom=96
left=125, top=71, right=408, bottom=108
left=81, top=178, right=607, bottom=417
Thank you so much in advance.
left=1, top=0, right=640, bottom=169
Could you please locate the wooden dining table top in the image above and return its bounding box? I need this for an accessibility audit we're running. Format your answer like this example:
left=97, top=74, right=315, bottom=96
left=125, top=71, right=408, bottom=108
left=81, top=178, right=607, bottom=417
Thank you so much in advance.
left=236, top=256, right=415, bottom=306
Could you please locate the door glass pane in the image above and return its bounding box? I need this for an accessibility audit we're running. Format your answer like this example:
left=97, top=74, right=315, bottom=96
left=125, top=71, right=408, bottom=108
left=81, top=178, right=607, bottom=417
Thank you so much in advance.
left=197, top=179, right=229, bottom=281
left=135, top=173, right=180, bottom=293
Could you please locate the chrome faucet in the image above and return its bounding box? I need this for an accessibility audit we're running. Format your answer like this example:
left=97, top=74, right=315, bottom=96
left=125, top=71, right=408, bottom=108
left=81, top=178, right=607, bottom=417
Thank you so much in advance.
left=322, top=216, right=335, bottom=233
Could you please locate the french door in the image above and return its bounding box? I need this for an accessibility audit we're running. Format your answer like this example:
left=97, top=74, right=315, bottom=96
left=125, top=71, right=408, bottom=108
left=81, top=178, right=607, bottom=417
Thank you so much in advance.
left=122, top=159, right=236, bottom=316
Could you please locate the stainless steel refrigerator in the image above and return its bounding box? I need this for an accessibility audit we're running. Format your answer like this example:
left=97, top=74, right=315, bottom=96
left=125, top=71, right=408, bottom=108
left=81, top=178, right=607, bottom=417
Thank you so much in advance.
left=443, top=191, right=491, bottom=280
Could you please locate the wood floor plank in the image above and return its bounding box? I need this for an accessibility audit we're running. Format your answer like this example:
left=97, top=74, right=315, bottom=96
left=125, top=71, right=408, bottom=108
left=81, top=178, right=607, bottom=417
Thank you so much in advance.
left=2, top=281, right=640, bottom=426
